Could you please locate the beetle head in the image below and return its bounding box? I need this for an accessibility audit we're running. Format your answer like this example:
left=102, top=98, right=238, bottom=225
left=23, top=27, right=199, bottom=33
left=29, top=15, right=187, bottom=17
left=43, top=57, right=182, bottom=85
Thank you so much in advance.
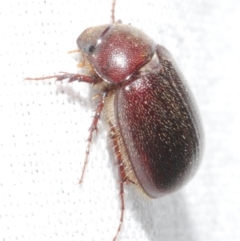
left=77, top=24, right=156, bottom=84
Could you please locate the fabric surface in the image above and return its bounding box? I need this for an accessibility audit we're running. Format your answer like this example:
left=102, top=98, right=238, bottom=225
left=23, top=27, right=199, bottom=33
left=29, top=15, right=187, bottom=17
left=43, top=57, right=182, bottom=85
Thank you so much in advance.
left=0, top=0, right=239, bottom=240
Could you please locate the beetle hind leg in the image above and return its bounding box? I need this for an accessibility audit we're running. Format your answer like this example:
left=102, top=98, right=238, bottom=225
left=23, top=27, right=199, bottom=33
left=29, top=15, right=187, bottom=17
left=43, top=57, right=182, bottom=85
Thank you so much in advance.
left=109, top=124, right=129, bottom=241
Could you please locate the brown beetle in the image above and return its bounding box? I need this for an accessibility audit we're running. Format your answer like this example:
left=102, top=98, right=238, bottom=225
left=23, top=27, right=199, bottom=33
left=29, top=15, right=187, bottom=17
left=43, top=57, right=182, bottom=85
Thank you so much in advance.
left=26, top=0, right=203, bottom=240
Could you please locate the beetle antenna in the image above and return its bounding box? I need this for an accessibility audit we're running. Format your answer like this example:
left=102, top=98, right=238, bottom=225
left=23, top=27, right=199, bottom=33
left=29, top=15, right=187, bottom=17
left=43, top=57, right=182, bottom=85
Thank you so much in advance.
left=111, top=0, right=116, bottom=23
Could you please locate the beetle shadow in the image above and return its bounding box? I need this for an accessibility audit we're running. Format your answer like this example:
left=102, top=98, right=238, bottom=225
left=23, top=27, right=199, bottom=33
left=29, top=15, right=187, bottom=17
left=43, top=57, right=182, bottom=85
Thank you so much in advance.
left=126, top=186, right=197, bottom=241
left=55, top=83, right=88, bottom=104
left=54, top=82, right=99, bottom=111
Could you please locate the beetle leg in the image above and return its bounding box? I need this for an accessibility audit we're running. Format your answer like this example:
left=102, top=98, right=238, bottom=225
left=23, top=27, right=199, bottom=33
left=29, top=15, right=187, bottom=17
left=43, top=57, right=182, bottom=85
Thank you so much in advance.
left=109, top=124, right=126, bottom=241
left=25, top=72, right=101, bottom=84
left=79, top=91, right=108, bottom=184
left=113, top=178, right=124, bottom=241
left=110, top=124, right=134, bottom=184
left=111, top=0, right=116, bottom=23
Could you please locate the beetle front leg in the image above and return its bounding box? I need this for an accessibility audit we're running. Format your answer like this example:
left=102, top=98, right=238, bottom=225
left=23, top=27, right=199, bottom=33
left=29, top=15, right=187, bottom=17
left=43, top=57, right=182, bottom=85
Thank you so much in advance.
left=25, top=72, right=101, bottom=84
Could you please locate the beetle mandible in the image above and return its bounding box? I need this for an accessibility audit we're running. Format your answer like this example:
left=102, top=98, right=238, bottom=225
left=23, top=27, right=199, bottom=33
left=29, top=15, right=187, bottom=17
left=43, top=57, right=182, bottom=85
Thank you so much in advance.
left=26, top=0, right=203, bottom=240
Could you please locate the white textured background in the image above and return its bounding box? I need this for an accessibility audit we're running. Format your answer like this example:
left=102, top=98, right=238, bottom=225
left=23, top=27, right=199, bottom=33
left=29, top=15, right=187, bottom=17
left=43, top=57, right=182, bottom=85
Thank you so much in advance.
left=0, top=0, right=240, bottom=240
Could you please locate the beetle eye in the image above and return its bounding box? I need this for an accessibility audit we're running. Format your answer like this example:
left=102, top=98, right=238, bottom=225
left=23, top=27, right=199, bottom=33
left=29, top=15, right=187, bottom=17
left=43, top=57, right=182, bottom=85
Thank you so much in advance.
left=88, top=45, right=95, bottom=53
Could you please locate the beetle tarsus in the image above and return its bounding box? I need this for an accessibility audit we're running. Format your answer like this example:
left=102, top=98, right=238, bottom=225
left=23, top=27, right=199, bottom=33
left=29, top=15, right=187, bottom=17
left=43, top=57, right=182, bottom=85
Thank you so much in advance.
left=25, top=72, right=98, bottom=84
left=109, top=123, right=126, bottom=241
left=113, top=180, right=125, bottom=241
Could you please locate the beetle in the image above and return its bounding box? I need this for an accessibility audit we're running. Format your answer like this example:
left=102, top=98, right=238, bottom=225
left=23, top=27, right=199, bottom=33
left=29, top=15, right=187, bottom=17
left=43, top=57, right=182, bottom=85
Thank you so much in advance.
left=26, top=0, right=203, bottom=240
